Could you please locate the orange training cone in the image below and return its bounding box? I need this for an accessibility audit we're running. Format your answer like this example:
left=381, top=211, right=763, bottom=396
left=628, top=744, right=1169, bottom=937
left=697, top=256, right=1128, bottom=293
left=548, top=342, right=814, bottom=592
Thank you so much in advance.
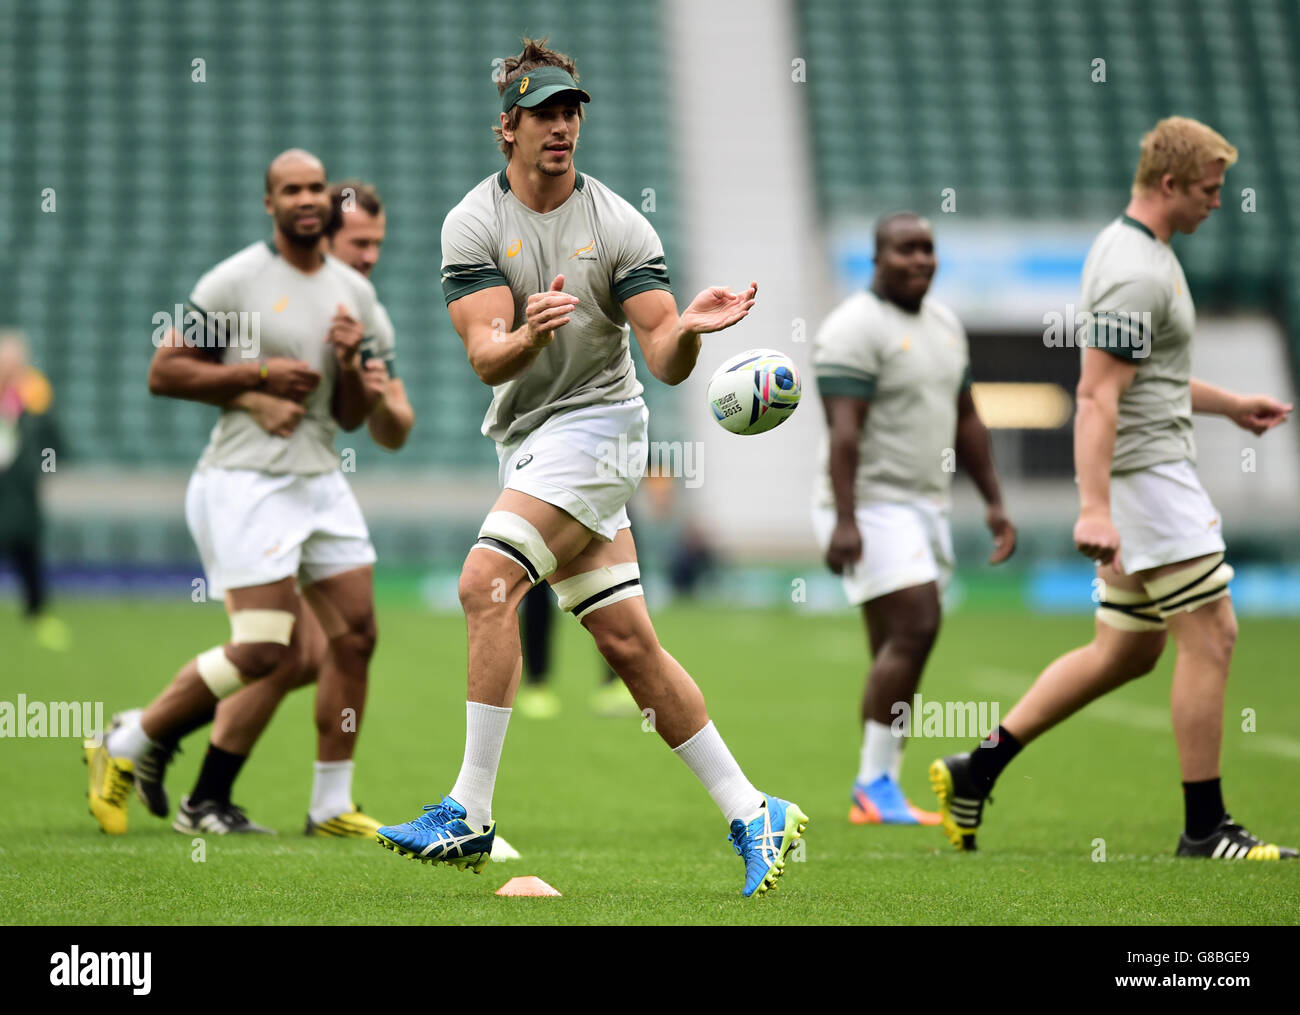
left=496, top=875, right=561, bottom=897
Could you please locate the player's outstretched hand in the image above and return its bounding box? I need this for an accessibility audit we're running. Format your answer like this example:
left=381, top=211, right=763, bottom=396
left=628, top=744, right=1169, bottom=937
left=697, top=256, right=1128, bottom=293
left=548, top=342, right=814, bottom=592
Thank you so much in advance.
left=525, top=274, right=579, bottom=348
left=987, top=505, right=1017, bottom=565
left=825, top=516, right=863, bottom=576
left=1231, top=394, right=1292, bottom=435
left=1074, top=510, right=1122, bottom=570
left=245, top=393, right=306, bottom=438
left=327, top=303, right=365, bottom=370
left=263, top=357, right=321, bottom=402
left=681, top=281, right=757, bottom=335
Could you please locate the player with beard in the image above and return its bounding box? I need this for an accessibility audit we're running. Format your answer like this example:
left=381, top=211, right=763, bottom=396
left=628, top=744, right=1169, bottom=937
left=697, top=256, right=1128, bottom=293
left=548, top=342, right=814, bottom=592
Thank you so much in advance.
left=112, top=179, right=418, bottom=838
left=86, top=151, right=388, bottom=839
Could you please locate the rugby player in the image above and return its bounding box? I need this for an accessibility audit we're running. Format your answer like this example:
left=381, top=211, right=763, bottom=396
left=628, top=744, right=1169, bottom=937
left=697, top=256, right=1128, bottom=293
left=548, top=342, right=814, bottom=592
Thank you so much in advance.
left=86, top=152, right=388, bottom=839
left=930, top=117, right=1296, bottom=860
left=374, top=38, right=807, bottom=897
left=121, top=179, right=415, bottom=837
left=813, top=213, right=1015, bottom=826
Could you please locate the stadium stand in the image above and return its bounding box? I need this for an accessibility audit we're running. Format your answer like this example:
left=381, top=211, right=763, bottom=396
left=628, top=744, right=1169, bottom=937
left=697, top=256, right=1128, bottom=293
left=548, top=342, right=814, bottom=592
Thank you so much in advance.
left=796, top=0, right=1300, bottom=374
left=1, top=0, right=679, bottom=566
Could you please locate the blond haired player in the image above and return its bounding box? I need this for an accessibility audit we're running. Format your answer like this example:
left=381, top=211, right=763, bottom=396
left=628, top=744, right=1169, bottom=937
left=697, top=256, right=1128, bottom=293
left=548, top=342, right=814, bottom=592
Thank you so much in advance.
left=374, top=37, right=806, bottom=897
left=931, top=117, right=1296, bottom=860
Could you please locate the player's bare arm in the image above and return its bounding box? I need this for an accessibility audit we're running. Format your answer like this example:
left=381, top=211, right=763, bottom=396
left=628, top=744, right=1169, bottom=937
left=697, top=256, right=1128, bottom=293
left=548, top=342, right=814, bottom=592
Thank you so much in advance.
left=450, top=275, right=578, bottom=385
left=147, top=335, right=320, bottom=406
left=1189, top=378, right=1292, bottom=435
left=955, top=387, right=1016, bottom=564
left=365, top=364, right=415, bottom=450
left=1073, top=346, right=1137, bottom=566
left=622, top=282, right=758, bottom=386
left=327, top=303, right=379, bottom=430
left=822, top=394, right=868, bottom=575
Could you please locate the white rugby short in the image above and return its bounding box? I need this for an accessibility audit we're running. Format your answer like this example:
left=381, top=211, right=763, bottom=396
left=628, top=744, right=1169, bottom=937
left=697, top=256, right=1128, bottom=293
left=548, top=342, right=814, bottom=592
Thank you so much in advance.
left=1110, top=459, right=1226, bottom=573
left=811, top=499, right=954, bottom=605
left=185, top=466, right=376, bottom=597
left=497, top=397, right=648, bottom=542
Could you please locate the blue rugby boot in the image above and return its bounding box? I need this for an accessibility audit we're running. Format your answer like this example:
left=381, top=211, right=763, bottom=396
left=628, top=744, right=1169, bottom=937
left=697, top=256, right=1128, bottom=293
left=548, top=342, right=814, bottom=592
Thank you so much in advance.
left=728, top=794, right=808, bottom=898
left=376, top=796, right=495, bottom=873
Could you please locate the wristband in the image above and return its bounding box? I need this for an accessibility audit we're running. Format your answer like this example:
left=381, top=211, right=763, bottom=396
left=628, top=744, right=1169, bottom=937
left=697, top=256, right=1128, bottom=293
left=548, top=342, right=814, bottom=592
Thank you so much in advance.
left=258, top=359, right=269, bottom=387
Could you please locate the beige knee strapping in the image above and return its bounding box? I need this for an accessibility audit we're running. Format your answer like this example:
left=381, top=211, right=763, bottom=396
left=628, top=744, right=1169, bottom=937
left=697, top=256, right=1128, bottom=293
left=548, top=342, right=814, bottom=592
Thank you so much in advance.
left=1144, top=553, right=1234, bottom=619
left=551, top=563, right=643, bottom=621
left=1095, top=583, right=1166, bottom=632
left=196, top=608, right=296, bottom=698
left=474, top=511, right=558, bottom=584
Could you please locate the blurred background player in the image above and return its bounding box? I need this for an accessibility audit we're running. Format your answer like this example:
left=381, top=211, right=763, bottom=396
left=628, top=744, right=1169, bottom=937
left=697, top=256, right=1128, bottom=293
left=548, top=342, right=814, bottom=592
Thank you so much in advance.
left=85, top=150, right=388, bottom=837
left=119, top=179, right=416, bottom=837
left=375, top=38, right=806, bottom=898
left=931, top=117, right=1296, bottom=860
left=0, top=330, right=68, bottom=652
left=813, top=213, right=1016, bottom=826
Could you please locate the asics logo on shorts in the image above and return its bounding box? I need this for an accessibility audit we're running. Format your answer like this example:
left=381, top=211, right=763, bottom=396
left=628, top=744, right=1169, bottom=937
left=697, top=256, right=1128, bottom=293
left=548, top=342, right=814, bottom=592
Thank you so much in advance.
left=515, top=454, right=534, bottom=469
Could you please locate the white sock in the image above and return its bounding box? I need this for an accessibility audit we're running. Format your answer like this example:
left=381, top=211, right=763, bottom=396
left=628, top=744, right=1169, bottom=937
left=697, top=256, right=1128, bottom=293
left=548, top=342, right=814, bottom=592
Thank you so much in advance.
left=672, top=721, right=764, bottom=824
left=890, top=746, right=904, bottom=785
left=449, top=701, right=512, bottom=830
left=105, top=713, right=159, bottom=762
left=309, top=760, right=354, bottom=823
left=857, top=719, right=902, bottom=785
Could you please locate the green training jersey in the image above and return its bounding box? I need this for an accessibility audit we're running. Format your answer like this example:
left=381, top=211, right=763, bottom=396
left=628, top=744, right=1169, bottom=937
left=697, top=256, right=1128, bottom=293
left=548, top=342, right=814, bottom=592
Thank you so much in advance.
left=1080, top=214, right=1196, bottom=474
left=813, top=290, right=970, bottom=507
left=186, top=241, right=385, bottom=475
left=440, top=169, right=672, bottom=444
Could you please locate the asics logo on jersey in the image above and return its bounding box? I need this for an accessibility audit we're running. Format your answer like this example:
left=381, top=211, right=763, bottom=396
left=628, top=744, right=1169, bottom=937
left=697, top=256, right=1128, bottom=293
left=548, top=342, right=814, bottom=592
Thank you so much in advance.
left=569, top=240, right=595, bottom=259
left=515, top=454, right=533, bottom=469
left=506, top=238, right=522, bottom=258
left=273, top=296, right=289, bottom=313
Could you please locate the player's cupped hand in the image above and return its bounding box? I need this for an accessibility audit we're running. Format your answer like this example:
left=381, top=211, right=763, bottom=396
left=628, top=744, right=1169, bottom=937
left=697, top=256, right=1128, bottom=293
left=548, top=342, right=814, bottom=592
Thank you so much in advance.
left=987, top=505, right=1017, bottom=565
left=525, top=274, right=579, bottom=348
left=1231, top=394, right=1292, bottom=435
left=263, top=357, right=321, bottom=402
left=361, top=358, right=390, bottom=403
left=825, top=516, right=863, bottom=576
left=682, top=281, right=758, bottom=335
left=1073, top=510, right=1122, bottom=571
left=327, top=303, right=365, bottom=369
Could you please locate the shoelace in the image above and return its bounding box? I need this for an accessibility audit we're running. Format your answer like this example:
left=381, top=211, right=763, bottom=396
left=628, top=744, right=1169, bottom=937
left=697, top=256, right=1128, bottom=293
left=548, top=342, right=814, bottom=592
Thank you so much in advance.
left=727, top=824, right=750, bottom=857
left=413, top=802, right=459, bottom=832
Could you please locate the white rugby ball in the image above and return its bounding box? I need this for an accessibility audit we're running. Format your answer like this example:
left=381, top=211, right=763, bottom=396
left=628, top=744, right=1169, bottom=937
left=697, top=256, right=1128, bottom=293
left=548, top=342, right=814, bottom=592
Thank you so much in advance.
left=707, top=349, right=801, bottom=435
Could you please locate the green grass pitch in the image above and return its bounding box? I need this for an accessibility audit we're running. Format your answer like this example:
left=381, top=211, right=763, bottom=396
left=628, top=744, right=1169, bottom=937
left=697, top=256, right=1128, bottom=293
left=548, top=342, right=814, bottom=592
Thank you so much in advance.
left=1, top=598, right=1296, bottom=925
